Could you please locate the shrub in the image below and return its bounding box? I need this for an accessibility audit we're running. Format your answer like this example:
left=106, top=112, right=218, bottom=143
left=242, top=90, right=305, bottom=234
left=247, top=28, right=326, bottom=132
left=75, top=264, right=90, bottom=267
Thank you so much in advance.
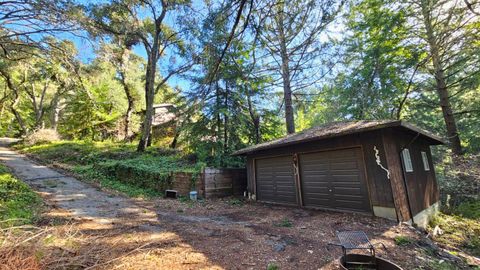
left=437, top=154, right=480, bottom=211
left=93, top=160, right=173, bottom=192
left=452, top=200, right=480, bottom=219
left=24, top=129, right=60, bottom=145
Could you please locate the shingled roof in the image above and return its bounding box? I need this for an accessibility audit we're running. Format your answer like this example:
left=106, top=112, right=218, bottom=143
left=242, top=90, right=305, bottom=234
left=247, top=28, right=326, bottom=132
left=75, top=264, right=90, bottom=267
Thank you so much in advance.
left=233, top=120, right=444, bottom=156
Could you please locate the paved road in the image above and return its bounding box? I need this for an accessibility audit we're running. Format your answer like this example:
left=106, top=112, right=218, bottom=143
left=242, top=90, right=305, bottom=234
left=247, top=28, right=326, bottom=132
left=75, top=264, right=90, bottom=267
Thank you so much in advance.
left=0, top=138, right=157, bottom=225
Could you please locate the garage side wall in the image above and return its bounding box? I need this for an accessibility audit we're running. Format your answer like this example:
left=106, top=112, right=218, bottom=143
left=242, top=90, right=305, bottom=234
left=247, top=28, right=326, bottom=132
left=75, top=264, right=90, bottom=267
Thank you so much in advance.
left=383, top=128, right=440, bottom=222
left=245, top=130, right=396, bottom=212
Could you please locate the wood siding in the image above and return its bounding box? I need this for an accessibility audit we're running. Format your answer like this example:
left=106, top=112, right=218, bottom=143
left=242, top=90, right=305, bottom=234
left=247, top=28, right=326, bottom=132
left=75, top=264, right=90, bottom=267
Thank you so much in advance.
left=247, top=130, right=395, bottom=209
left=382, top=130, right=411, bottom=221
left=382, top=128, right=440, bottom=221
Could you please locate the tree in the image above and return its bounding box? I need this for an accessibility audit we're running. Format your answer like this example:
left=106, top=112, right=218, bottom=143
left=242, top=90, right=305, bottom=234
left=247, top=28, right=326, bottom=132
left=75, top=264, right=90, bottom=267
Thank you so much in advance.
left=327, top=0, right=421, bottom=120
left=0, top=0, right=80, bottom=59
left=253, top=0, right=343, bottom=134
left=98, top=42, right=144, bottom=140
left=409, top=0, right=480, bottom=155
left=183, top=1, right=277, bottom=167
left=0, top=37, right=78, bottom=136
left=86, top=0, right=196, bottom=151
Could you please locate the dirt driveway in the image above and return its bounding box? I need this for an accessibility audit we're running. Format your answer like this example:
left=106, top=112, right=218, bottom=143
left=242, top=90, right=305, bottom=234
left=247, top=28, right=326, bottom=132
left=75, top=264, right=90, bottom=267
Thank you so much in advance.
left=0, top=139, right=454, bottom=269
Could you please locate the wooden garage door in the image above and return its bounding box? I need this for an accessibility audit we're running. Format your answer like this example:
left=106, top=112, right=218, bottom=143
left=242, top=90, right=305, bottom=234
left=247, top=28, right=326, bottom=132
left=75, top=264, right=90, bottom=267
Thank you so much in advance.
left=299, top=148, right=371, bottom=212
left=255, top=156, right=297, bottom=205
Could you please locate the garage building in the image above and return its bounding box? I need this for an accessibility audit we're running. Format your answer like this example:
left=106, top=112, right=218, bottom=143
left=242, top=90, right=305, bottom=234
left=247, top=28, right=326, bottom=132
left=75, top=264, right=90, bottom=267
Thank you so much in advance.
left=233, top=120, right=444, bottom=228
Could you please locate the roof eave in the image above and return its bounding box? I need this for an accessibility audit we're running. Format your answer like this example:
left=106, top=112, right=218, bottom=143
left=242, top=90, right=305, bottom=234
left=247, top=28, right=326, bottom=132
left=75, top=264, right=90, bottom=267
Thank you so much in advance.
left=232, top=121, right=401, bottom=156
left=232, top=120, right=445, bottom=156
left=398, top=121, right=446, bottom=145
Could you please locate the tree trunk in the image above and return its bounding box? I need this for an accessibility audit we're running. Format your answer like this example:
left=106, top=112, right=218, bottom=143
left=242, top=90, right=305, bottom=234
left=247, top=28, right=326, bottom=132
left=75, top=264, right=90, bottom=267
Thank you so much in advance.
left=247, top=88, right=260, bottom=143
left=11, top=92, right=27, bottom=135
left=120, top=69, right=134, bottom=141
left=421, top=1, right=463, bottom=155
left=277, top=9, right=295, bottom=134
left=50, top=96, right=60, bottom=131
left=124, top=97, right=133, bottom=140
left=223, top=84, right=228, bottom=154
left=119, top=48, right=134, bottom=141
left=170, top=129, right=179, bottom=149
left=137, top=53, right=157, bottom=152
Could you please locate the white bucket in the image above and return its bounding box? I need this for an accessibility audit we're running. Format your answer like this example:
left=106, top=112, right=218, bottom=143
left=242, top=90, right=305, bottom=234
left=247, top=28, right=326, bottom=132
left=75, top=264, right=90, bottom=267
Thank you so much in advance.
left=189, top=191, right=198, bottom=201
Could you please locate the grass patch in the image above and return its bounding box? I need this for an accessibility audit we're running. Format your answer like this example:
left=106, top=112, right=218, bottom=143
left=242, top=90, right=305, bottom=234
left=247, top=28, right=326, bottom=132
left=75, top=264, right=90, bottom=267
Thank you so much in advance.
left=0, top=164, right=42, bottom=227
left=426, top=259, right=459, bottom=270
left=430, top=200, right=480, bottom=257
left=267, top=263, right=279, bottom=270
left=275, top=218, right=293, bottom=228
left=394, top=235, right=413, bottom=246
left=228, top=198, right=243, bottom=206
left=17, top=140, right=201, bottom=198
left=451, top=200, right=480, bottom=219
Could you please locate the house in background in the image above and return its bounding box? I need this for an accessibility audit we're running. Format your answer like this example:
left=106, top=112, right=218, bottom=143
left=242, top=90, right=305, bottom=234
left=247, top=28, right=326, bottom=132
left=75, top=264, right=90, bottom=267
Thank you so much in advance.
left=151, top=104, right=177, bottom=145
left=233, top=120, right=444, bottom=228
left=152, top=104, right=177, bottom=126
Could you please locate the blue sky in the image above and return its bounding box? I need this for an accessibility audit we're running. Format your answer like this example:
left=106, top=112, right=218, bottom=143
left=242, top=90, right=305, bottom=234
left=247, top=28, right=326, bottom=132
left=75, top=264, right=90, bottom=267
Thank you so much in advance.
left=67, top=0, right=209, bottom=91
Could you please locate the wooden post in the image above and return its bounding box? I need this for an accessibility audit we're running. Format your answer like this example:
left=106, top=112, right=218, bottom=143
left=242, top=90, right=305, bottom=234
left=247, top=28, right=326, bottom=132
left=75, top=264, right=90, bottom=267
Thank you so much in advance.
left=293, top=154, right=303, bottom=206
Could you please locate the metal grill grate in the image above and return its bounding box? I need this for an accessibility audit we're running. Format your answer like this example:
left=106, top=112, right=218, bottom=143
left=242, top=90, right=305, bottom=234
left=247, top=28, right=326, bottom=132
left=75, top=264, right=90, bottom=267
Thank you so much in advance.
left=336, top=231, right=374, bottom=250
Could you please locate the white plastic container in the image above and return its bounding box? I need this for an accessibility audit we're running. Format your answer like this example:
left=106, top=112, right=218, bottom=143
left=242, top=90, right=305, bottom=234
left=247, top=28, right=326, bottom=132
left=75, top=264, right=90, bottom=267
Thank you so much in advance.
left=189, top=191, right=198, bottom=201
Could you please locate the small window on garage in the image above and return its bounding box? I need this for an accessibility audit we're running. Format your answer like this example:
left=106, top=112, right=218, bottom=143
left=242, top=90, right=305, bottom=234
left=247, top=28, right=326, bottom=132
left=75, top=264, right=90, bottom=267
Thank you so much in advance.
left=402, top=149, right=413, bottom=172
left=421, top=151, right=430, bottom=171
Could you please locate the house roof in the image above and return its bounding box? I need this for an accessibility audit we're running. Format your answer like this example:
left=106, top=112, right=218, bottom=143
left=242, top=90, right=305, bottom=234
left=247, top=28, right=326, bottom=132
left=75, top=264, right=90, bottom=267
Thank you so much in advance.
left=233, top=120, right=445, bottom=156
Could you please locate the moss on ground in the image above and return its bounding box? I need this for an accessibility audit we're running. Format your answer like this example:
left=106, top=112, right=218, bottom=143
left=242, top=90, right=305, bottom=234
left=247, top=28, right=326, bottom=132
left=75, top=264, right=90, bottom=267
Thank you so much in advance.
left=0, top=164, right=42, bottom=227
left=430, top=200, right=480, bottom=257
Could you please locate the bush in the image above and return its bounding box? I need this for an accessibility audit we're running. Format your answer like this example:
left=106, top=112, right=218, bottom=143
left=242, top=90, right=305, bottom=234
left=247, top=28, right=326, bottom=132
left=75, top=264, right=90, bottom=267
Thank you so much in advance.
left=452, top=200, right=480, bottom=219
left=24, top=129, right=60, bottom=145
left=436, top=154, right=480, bottom=211
left=93, top=159, right=173, bottom=192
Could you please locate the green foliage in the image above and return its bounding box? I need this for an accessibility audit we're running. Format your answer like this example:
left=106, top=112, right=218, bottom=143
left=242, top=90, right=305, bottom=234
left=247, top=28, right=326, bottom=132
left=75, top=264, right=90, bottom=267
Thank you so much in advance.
left=435, top=154, right=479, bottom=211
left=0, top=164, right=42, bottom=227
left=18, top=140, right=135, bottom=166
left=19, top=141, right=200, bottom=198
left=325, top=0, right=419, bottom=120
left=394, top=236, right=413, bottom=246
left=275, top=218, right=293, bottom=228
left=177, top=196, right=190, bottom=203
left=267, top=263, right=279, bottom=270
left=93, top=154, right=196, bottom=192
left=60, top=60, right=125, bottom=140
left=429, top=200, right=480, bottom=257
left=73, top=165, right=161, bottom=198
left=452, top=201, right=480, bottom=220
left=228, top=198, right=243, bottom=206
left=183, top=1, right=281, bottom=167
